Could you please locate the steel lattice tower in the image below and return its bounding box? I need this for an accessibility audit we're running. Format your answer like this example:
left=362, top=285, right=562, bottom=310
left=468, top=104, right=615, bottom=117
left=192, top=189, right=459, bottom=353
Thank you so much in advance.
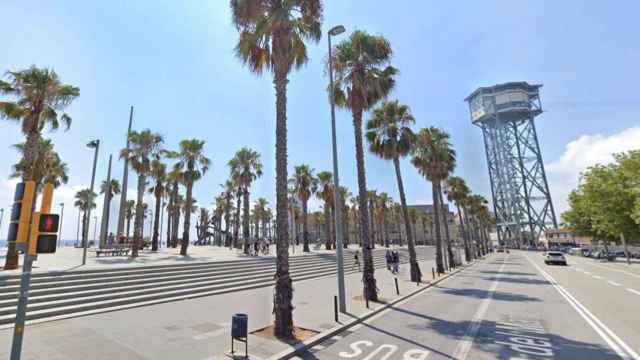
left=465, top=82, right=557, bottom=246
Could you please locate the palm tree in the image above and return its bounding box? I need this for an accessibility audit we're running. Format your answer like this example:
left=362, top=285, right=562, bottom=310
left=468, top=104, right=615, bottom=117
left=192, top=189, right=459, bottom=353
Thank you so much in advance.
left=166, top=166, right=183, bottom=248
left=1, top=66, right=79, bottom=270
left=120, top=129, right=164, bottom=257
left=124, top=199, right=135, bottom=241
left=367, top=190, right=378, bottom=248
left=11, top=138, right=69, bottom=189
left=410, top=127, right=456, bottom=274
left=221, top=180, right=235, bottom=247
left=330, top=30, right=397, bottom=301
left=148, top=159, right=167, bottom=251
left=338, top=186, right=351, bottom=248
left=74, top=189, right=96, bottom=248
left=228, top=148, right=262, bottom=254
left=445, top=176, right=472, bottom=262
left=291, top=165, right=317, bottom=252
left=366, top=100, right=421, bottom=281
left=316, top=171, right=334, bottom=250
left=377, top=192, right=391, bottom=248
left=169, top=139, right=210, bottom=256
left=230, top=0, right=322, bottom=337
left=99, top=178, right=121, bottom=246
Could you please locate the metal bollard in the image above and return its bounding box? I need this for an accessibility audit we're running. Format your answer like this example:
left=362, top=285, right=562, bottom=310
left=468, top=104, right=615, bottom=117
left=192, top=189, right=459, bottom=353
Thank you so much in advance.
left=395, top=278, right=400, bottom=295
left=334, top=295, right=338, bottom=322
left=432, top=267, right=435, bottom=279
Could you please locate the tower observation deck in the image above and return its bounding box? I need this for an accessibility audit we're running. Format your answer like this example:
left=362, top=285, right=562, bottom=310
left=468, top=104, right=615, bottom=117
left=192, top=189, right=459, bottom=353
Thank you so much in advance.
left=465, top=82, right=557, bottom=246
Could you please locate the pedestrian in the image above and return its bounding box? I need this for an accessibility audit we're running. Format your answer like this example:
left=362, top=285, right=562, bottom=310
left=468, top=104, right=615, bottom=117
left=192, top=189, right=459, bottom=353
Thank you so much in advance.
left=393, top=250, right=400, bottom=274
left=353, top=250, right=361, bottom=272
left=254, top=241, right=259, bottom=256
left=385, top=249, right=392, bottom=270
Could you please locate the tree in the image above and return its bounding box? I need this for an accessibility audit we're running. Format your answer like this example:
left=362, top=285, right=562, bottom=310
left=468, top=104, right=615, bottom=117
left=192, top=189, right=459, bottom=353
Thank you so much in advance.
left=148, top=159, right=167, bottom=251
left=169, top=139, right=210, bottom=256
left=330, top=30, right=397, bottom=301
left=338, top=186, right=351, bottom=248
left=125, top=199, right=135, bottom=240
left=99, top=178, right=121, bottom=246
left=74, top=189, right=96, bottom=248
left=444, top=176, right=472, bottom=262
left=229, top=148, right=263, bottom=253
left=411, top=127, right=456, bottom=274
left=316, top=171, right=335, bottom=250
left=230, top=0, right=322, bottom=337
left=366, top=100, right=421, bottom=281
left=291, top=165, right=318, bottom=252
left=1, top=66, right=79, bottom=270
left=11, top=138, right=69, bottom=189
left=166, top=166, right=183, bottom=248
left=221, top=180, right=235, bottom=247
left=120, top=129, right=164, bottom=257
left=377, top=192, right=391, bottom=248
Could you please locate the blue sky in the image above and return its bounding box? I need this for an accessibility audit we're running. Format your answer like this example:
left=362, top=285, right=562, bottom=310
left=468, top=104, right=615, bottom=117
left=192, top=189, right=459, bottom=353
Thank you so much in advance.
left=1, top=1, right=639, bottom=240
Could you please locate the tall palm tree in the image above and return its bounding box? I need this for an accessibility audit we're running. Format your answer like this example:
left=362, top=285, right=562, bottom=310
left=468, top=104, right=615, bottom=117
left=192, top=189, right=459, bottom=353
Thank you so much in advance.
left=120, top=129, right=164, bottom=257
left=169, top=139, right=210, bottom=256
left=291, top=165, right=317, bottom=252
left=445, top=176, right=472, bottom=262
left=330, top=30, right=397, bottom=301
left=125, top=199, right=135, bottom=240
left=254, top=197, right=269, bottom=240
left=230, top=0, right=322, bottom=337
left=74, top=189, right=96, bottom=248
left=148, top=159, right=167, bottom=251
left=367, top=190, right=378, bottom=248
left=366, top=100, right=421, bottom=281
left=410, top=127, right=456, bottom=274
left=377, top=192, right=391, bottom=248
left=11, top=138, right=69, bottom=189
left=338, top=186, right=351, bottom=248
left=1, top=66, right=79, bottom=270
left=229, top=148, right=262, bottom=253
left=99, top=178, right=121, bottom=246
left=316, top=171, right=334, bottom=250
left=165, top=166, right=183, bottom=248
left=221, top=180, right=235, bottom=247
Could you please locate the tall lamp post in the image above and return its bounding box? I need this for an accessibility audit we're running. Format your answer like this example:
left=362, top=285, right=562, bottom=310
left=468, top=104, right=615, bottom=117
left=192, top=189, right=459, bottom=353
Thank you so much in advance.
left=0, top=208, right=4, bottom=244
left=328, top=24, right=347, bottom=313
left=83, top=139, right=100, bottom=265
left=58, top=203, right=65, bottom=248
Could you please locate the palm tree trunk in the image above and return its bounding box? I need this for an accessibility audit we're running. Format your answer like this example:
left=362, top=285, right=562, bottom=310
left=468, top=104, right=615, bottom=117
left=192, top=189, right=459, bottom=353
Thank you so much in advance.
left=302, top=200, right=310, bottom=252
left=181, top=181, right=193, bottom=256
left=242, top=188, right=250, bottom=254
left=152, top=187, right=162, bottom=251
left=432, top=181, right=444, bottom=273
left=324, top=206, right=332, bottom=250
left=166, top=204, right=172, bottom=249
left=272, top=68, right=293, bottom=338
left=353, top=108, right=377, bottom=301
left=224, top=211, right=230, bottom=247
left=382, top=208, right=389, bottom=248
left=132, top=174, right=146, bottom=258
left=456, top=204, right=471, bottom=262
left=393, top=157, right=421, bottom=281
left=438, top=189, right=455, bottom=267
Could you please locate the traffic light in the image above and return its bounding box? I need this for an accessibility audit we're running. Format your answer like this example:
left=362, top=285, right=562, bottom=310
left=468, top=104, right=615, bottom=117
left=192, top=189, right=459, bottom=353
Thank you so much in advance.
left=6, top=181, right=36, bottom=250
left=29, top=213, right=59, bottom=255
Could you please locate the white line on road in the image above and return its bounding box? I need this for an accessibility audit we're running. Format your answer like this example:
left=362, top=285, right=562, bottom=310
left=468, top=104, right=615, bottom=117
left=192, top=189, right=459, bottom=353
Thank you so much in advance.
left=452, top=257, right=507, bottom=360
left=593, top=275, right=604, bottom=280
left=574, top=258, right=640, bottom=280
left=627, top=288, right=640, bottom=296
left=526, top=254, right=640, bottom=360
left=608, top=281, right=622, bottom=287
left=583, top=271, right=591, bottom=275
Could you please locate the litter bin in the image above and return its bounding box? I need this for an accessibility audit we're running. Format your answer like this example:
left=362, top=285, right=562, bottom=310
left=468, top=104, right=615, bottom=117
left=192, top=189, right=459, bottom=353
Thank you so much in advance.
left=232, top=313, right=248, bottom=339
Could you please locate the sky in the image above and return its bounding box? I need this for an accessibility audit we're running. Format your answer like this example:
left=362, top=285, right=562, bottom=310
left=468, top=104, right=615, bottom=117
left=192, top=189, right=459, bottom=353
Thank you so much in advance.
left=1, top=1, right=639, bottom=241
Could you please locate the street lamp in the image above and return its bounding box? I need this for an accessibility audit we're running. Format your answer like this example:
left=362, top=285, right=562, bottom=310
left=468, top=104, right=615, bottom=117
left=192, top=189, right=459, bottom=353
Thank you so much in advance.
left=328, top=24, right=347, bottom=313
left=0, top=208, right=4, bottom=242
left=83, top=139, right=100, bottom=265
left=58, top=203, right=64, bottom=248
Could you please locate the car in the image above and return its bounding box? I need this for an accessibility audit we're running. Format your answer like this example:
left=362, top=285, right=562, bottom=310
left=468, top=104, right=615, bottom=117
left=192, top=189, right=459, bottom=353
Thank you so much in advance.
left=545, top=251, right=567, bottom=265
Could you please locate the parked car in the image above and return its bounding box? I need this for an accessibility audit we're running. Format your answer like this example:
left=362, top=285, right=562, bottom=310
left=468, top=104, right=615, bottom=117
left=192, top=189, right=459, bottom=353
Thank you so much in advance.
left=545, top=251, right=567, bottom=265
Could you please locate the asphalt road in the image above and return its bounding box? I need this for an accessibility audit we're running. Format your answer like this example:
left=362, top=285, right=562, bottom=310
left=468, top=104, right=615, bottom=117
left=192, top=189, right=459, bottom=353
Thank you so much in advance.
left=299, top=251, right=640, bottom=360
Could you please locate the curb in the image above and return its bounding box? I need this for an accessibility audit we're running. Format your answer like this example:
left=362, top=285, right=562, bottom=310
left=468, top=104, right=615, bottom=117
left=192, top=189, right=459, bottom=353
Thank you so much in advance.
left=268, top=257, right=486, bottom=360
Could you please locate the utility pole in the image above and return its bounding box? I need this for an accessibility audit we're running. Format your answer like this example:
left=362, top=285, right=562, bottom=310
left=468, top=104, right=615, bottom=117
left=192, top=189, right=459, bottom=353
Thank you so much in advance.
left=116, top=106, right=134, bottom=237
left=83, top=139, right=100, bottom=265
left=99, top=154, right=113, bottom=248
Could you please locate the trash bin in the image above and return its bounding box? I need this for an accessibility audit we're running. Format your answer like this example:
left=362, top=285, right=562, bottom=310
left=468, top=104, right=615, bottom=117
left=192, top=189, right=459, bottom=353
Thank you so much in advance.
left=232, top=313, right=248, bottom=339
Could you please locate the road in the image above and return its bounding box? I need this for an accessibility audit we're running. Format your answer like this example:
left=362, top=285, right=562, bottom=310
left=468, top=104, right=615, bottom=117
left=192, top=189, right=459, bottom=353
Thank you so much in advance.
left=299, top=251, right=640, bottom=360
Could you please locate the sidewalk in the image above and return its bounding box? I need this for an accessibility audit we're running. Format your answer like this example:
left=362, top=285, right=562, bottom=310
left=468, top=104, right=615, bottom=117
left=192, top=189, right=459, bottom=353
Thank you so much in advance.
left=0, top=251, right=457, bottom=360
left=0, top=243, right=363, bottom=276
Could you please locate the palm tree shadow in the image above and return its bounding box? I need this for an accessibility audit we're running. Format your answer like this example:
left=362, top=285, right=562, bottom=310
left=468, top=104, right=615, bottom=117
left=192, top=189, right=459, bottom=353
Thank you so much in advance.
left=435, top=286, right=541, bottom=302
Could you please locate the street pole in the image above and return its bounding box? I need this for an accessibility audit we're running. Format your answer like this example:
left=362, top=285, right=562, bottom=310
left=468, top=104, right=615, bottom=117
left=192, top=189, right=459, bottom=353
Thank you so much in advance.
left=58, top=203, right=64, bottom=247
left=328, top=24, right=347, bottom=313
left=83, top=139, right=100, bottom=265
left=116, top=106, right=134, bottom=237
left=0, top=208, right=4, bottom=244
left=99, top=154, right=113, bottom=248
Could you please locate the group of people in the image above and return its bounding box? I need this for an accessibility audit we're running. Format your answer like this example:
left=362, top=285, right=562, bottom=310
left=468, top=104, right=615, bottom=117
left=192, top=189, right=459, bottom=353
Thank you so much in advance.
left=249, top=239, right=270, bottom=256
left=385, top=249, right=401, bottom=274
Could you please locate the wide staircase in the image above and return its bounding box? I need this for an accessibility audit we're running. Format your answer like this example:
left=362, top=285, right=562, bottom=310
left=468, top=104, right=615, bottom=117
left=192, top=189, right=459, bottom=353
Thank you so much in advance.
left=0, top=247, right=432, bottom=326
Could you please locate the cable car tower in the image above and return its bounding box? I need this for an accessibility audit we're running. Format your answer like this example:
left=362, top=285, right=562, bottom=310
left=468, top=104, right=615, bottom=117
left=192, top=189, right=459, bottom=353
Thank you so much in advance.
left=465, top=82, right=557, bottom=246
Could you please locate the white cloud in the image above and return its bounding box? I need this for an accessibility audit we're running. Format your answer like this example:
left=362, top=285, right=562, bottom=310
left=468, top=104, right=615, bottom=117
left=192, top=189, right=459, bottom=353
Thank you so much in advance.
left=546, top=127, right=640, bottom=216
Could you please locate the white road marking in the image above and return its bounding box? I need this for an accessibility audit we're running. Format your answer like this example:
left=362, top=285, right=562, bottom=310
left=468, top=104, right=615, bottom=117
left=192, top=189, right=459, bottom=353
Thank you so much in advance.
left=583, top=271, right=591, bottom=275
left=526, top=254, right=640, bottom=360
left=452, top=257, right=507, bottom=360
left=574, top=258, right=640, bottom=279
left=608, top=281, right=622, bottom=287
left=627, top=288, right=640, bottom=296
left=593, top=275, right=604, bottom=280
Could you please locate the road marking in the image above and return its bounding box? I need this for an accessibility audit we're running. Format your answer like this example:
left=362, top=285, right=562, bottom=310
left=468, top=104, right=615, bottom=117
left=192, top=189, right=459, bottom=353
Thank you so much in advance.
left=583, top=271, right=591, bottom=275
left=574, top=258, right=640, bottom=279
left=526, top=254, right=640, bottom=360
left=627, top=288, right=640, bottom=296
left=452, top=257, right=507, bottom=360
left=608, top=281, right=622, bottom=287
left=592, top=275, right=603, bottom=280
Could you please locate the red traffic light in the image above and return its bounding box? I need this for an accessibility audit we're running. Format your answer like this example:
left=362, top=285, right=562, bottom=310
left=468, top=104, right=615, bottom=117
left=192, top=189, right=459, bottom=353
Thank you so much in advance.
left=38, top=214, right=60, bottom=233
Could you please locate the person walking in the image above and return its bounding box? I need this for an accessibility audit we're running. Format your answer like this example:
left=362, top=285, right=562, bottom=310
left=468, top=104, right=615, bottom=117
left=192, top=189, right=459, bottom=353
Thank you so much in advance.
left=385, top=249, right=392, bottom=270
left=353, top=250, right=361, bottom=272
left=392, top=250, right=400, bottom=274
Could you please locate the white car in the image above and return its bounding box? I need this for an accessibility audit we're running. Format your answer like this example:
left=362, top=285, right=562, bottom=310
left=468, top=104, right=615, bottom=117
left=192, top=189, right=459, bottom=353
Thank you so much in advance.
left=544, top=251, right=567, bottom=265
